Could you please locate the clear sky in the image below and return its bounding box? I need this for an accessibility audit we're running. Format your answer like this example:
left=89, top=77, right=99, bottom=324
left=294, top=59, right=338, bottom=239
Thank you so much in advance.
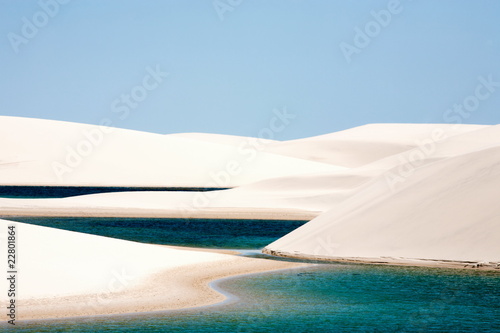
left=1, top=0, right=499, bottom=140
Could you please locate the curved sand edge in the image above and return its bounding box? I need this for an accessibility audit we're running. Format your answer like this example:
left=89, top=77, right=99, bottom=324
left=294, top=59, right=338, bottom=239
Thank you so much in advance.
left=262, top=248, right=500, bottom=271
left=16, top=256, right=307, bottom=321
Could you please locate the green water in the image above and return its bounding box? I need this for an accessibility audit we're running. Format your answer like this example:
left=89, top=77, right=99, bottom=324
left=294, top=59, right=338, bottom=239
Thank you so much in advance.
left=5, top=217, right=500, bottom=332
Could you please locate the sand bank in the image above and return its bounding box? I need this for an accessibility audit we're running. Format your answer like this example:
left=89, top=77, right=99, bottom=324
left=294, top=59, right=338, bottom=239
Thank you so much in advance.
left=0, top=219, right=306, bottom=322
left=0, top=204, right=319, bottom=221
left=17, top=256, right=305, bottom=321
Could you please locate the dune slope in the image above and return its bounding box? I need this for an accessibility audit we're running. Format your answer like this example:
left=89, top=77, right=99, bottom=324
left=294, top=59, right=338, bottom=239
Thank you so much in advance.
left=264, top=145, right=500, bottom=265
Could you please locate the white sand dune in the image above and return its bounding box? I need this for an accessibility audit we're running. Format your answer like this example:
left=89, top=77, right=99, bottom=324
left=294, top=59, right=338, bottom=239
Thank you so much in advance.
left=1, top=120, right=497, bottom=227
left=261, top=123, right=486, bottom=167
left=0, top=124, right=498, bottom=219
left=169, top=132, right=277, bottom=147
left=264, top=132, right=500, bottom=265
left=0, top=169, right=373, bottom=219
left=0, top=116, right=343, bottom=187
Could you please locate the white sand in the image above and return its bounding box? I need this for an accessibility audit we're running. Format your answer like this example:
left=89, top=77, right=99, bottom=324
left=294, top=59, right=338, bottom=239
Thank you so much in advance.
left=0, top=219, right=230, bottom=299
left=261, top=123, right=485, bottom=167
left=264, top=125, right=500, bottom=266
left=0, top=116, right=343, bottom=187
left=0, top=218, right=305, bottom=320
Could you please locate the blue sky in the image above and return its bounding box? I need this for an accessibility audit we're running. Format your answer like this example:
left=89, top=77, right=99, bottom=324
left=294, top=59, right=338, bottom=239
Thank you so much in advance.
left=1, top=0, right=499, bottom=140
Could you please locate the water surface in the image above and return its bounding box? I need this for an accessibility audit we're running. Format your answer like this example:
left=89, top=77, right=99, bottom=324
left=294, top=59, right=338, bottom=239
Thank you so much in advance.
left=5, top=217, right=306, bottom=249
left=16, top=264, right=500, bottom=332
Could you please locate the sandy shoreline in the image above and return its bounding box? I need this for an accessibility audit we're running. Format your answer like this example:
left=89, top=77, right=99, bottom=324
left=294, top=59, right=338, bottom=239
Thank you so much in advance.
left=160, top=244, right=241, bottom=255
left=262, top=249, right=500, bottom=271
left=17, top=251, right=498, bottom=323
left=0, top=207, right=319, bottom=221
left=15, top=255, right=307, bottom=322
